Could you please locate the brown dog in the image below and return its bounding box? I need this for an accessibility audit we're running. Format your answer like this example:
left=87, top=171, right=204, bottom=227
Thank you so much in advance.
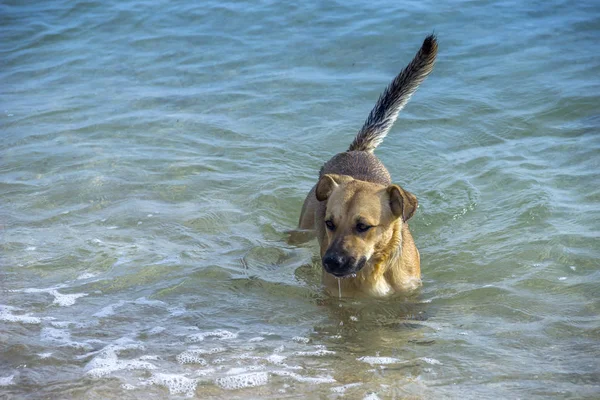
left=298, top=35, right=438, bottom=297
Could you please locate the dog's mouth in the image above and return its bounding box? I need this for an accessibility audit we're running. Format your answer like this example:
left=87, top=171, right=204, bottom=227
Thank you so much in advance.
left=331, top=272, right=357, bottom=279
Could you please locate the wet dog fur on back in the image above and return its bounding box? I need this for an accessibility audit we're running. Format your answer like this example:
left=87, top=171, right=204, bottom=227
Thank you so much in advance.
left=298, top=35, right=438, bottom=297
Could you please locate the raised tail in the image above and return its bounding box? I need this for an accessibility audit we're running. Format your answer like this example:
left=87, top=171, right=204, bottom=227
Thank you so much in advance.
left=348, top=34, right=438, bottom=153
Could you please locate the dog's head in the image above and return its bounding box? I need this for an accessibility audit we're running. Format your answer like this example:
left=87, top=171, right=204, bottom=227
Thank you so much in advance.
left=315, top=174, right=417, bottom=278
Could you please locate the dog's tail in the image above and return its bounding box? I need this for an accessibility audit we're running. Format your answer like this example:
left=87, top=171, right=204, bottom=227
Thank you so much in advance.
left=348, top=35, right=438, bottom=153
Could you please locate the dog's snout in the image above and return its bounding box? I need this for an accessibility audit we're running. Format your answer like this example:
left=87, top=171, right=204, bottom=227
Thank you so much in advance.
left=322, top=251, right=360, bottom=277
left=322, top=253, right=345, bottom=272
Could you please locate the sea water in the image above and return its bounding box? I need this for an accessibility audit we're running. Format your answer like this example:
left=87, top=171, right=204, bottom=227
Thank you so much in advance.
left=1, top=0, right=599, bottom=398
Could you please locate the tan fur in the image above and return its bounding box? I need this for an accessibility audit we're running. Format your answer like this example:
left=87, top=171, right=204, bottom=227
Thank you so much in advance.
left=296, top=35, right=437, bottom=297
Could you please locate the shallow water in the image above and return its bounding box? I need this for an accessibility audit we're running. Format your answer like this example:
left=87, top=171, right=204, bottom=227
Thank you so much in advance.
left=1, top=0, right=599, bottom=398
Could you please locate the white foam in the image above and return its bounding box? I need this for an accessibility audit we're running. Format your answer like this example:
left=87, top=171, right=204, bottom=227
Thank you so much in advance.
left=187, top=329, right=238, bottom=342
left=248, top=336, right=265, bottom=342
left=224, top=365, right=265, bottom=375
left=38, top=352, right=53, bottom=359
left=215, top=371, right=269, bottom=390
left=168, top=306, right=186, bottom=316
left=19, top=286, right=86, bottom=307
left=209, top=347, right=226, bottom=354
left=77, top=272, right=98, bottom=280
left=350, top=316, right=359, bottom=321
left=420, top=357, right=442, bottom=365
left=331, top=382, right=363, bottom=393
left=0, top=375, right=15, bottom=386
left=26, top=246, right=36, bottom=251
left=294, top=349, right=336, bottom=357
left=266, top=354, right=287, bottom=364
left=0, top=305, right=41, bottom=324
left=147, top=326, right=166, bottom=335
left=121, top=383, right=136, bottom=390
left=274, top=345, right=285, bottom=353
left=357, top=356, right=402, bottom=365
left=185, top=347, right=218, bottom=355
left=50, top=290, right=87, bottom=306
left=85, top=341, right=155, bottom=378
left=132, top=297, right=166, bottom=307
left=272, top=370, right=336, bottom=384
left=363, top=393, right=381, bottom=400
left=195, top=368, right=216, bottom=377
left=292, top=336, right=310, bottom=344
left=176, top=350, right=208, bottom=365
left=558, top=276, right=567, bottom=281
left=139, top=355, right=160, bottom=361
left=147, top=373, right=198, bottom=397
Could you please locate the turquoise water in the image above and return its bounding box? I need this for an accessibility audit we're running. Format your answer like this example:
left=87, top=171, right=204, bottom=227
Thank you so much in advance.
left=1, top=0, right=599, bottom=398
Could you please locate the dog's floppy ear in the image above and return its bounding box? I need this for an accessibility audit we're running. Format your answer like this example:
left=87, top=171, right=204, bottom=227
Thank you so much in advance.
left=387, top=184, right=418, bottom=222
left=316, top=174, right=352, bottom=202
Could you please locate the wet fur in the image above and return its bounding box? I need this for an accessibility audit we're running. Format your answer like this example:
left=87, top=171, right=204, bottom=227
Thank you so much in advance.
left=298, top=35, right=437, bottom=297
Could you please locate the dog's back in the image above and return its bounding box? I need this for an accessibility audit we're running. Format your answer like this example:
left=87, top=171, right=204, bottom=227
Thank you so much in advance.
left=320, top=151, right=391, bottom=186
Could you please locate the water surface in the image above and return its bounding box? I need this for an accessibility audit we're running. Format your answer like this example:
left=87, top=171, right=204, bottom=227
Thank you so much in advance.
left=1, top=0, right=599, bottom=398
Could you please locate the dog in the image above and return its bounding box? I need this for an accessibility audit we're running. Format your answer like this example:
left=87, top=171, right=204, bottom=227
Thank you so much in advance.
left=298, top=35, right=438, bottom=297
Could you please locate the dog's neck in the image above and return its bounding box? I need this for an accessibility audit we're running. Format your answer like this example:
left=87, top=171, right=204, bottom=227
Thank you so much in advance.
left=370, top=220, right=403, bottom=276
left=346, top=221, right=402, bottom=296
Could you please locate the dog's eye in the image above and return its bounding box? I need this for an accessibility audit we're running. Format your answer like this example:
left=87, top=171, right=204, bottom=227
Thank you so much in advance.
left=356, top=223, right=372, bottom=233
left=325, top=220, right=335, bottom=230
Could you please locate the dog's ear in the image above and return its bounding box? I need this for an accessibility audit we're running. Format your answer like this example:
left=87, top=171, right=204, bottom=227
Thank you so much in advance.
left=387, top=184, right=418, bottom=222
left=316, top=174, right=352, bottom=202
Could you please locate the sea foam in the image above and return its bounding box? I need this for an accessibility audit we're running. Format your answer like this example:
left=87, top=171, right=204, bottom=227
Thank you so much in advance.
left=215, top=371, right=269, bottom=390
left=147, top=373, right=198, bottom=397
left=0, top=305, right=41, bottom=324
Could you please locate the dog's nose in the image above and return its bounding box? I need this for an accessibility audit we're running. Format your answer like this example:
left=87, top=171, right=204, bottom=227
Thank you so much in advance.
left=322, top=253, right=345, bottom=274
